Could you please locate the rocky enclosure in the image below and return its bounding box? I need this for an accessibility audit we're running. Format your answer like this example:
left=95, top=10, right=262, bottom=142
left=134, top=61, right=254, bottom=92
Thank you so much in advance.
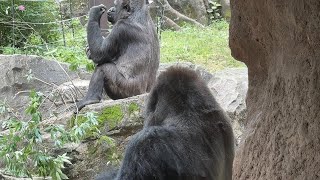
left=0, top=55, right=247, bottom=179
left=230, top=0, right=320, bottom=179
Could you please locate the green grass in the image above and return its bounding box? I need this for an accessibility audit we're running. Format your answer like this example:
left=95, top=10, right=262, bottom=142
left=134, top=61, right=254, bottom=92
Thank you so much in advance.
left=160, top=21, right=244, bottom=72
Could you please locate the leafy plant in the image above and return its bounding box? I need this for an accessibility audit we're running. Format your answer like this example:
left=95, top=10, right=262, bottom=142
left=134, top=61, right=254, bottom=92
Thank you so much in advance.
left=0, top=0, right=60, bottom=47
left=207, top=0, right=223, bottom=23
left=0, top=90, right=106, bottom=179
left=0, top=91, right=70, bottom=179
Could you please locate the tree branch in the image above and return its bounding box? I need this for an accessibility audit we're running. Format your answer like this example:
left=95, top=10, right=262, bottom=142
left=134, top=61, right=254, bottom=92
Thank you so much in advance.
left=162, top=16, right=181, bottom=31
left=157, top=0, right=205, bottom=28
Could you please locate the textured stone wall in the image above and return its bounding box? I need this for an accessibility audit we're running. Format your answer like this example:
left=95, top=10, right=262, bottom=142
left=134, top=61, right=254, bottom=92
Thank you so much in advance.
left=229, top=0, right=320, bottom=179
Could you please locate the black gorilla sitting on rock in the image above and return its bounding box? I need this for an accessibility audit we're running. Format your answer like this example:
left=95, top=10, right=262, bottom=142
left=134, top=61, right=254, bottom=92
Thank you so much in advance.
left=76, top=0, right=160, bottom=112
left=96, top=66, right=235, bottom=180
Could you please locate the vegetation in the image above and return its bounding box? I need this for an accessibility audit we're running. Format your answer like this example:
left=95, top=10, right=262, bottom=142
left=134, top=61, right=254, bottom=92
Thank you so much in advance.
left=0, top=0, right=60, bottom=47
left=207, top=0, right=223, bottom=23
left=0, top=0, right=93, bottom=71
left=161, top=21, right=244, bottom=71
left=0, top=90, right=110, bottom=179
left=97, top=105, right=124, bottom=130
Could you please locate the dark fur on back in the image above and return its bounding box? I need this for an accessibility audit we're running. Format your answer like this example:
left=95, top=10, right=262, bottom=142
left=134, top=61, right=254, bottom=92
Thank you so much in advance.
left=97, top=66, right=235, bottom=180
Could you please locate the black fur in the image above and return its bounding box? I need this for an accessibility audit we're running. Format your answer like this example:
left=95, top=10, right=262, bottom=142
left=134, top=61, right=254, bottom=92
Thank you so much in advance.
left=106, top=7, right=116, bottom=25
left=76, top=0, right=160, bottom=111
left=97, top=67, right=235, bottom=180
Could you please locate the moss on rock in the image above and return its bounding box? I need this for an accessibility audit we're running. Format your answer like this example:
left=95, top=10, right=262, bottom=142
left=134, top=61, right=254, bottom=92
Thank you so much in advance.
left=128, top=103, right=140, bottom=115
left=97, top=105, right=124, bottom=129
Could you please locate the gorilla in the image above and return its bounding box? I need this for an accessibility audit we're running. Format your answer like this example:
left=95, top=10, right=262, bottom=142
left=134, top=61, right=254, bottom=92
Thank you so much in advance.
left=96, top=66, right=235, bottom=180
left=106, top=7, right=116, bottom=25
left=76, top=0, right=160, bottom=111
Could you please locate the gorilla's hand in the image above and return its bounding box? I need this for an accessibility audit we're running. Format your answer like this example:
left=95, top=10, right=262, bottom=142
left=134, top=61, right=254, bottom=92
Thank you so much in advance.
left=89, top=4, right=107, bottom=22
left=107, top=7, right=116, bottom=24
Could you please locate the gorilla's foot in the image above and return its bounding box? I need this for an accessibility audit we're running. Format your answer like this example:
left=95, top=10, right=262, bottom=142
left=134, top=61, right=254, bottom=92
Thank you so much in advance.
left=74, top=99, right=101, bottom=113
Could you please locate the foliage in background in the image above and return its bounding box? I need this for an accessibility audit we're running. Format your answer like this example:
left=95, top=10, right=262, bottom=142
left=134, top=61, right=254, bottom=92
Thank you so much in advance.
left=0, top=1, right=242, bottom=72
left=43, top=20, right=94, bottom=71
left=0, top=0, right=60, bottom=47
left=161, top=21, right=243, bottom=71
left=0, top=0, right=94, bottom=71
left=1, top=20, right=242, bottom=72
left=0, top=90, right=110, bottom=179
left=0, top=18, right=93, bottom=71
left=207, top=0, right=223, bottom=23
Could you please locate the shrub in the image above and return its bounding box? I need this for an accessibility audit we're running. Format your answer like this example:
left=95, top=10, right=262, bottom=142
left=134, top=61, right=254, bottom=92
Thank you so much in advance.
left=0, top=90, right=106, bottom=179
left=0, top=0, right=60, bottom=47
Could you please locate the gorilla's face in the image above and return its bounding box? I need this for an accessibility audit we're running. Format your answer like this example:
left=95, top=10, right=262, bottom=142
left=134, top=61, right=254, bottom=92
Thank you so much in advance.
left=111, top=0, right=131, bottom=23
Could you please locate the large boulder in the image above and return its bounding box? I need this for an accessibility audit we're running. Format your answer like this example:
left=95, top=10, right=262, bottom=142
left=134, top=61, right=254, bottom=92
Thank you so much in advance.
left=219, top=0, right=231, bottom=20
left=230, top=0, right=320, bottom=179
left=0, top=55, right=90, bottom=125
left=208, top=68, right=247, bottom=144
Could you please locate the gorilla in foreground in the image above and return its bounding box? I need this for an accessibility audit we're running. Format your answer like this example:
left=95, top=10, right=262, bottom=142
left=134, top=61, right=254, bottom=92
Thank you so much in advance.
left=96, top=66, right=235, bottom=180
left=76, top=0, right=160, bottom=111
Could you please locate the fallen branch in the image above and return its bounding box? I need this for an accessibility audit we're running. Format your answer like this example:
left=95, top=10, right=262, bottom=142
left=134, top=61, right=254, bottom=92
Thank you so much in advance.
left=162, top=16, right=181, bottom=31
left=156, top=0, right=205, bottom=28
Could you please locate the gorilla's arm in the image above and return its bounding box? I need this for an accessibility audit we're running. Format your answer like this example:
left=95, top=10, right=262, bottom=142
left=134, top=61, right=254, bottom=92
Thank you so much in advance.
left=87, top=19, right=118, bottom=65
left=87, top=20, right=146, bottom=65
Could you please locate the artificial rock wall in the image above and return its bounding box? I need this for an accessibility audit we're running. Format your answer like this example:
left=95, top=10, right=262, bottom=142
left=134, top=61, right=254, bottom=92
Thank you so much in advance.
left=229, top=0, right=320, bottom=179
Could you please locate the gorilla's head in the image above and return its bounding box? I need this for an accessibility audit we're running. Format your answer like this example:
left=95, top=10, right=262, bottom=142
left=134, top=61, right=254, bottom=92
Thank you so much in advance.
left=110, top=0, right=149, bottom=22
left=112, top=0, right=132, bottom=22
left=89, top=0, right=149, bottom=23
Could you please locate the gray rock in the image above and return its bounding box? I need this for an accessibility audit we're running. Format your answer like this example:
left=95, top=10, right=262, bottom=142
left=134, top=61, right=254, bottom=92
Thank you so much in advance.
left=0, top=55, right=90, bottom=127
left=53, top=79, right=90, bottom=105
left=209, top=68, right=248, bottom=144
left=219, top=0, right=231, bottom=20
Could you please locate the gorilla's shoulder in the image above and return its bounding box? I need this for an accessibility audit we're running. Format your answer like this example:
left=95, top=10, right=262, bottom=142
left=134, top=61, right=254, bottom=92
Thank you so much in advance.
left=125, top=127, right=180, bottom=155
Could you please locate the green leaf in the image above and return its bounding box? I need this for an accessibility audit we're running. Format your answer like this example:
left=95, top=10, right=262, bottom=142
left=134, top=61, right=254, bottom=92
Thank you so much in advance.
left=207, top=9, right=213, bottom=13
left=56, top=171, right=61, bottom=180
left=44, top=48, right=57, bottom=55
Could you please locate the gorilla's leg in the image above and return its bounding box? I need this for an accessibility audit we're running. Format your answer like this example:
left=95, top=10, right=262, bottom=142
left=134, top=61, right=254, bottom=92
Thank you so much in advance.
left=101, top=63, right=147, bottom=100
left=76, top=65, right=104, bottom=111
